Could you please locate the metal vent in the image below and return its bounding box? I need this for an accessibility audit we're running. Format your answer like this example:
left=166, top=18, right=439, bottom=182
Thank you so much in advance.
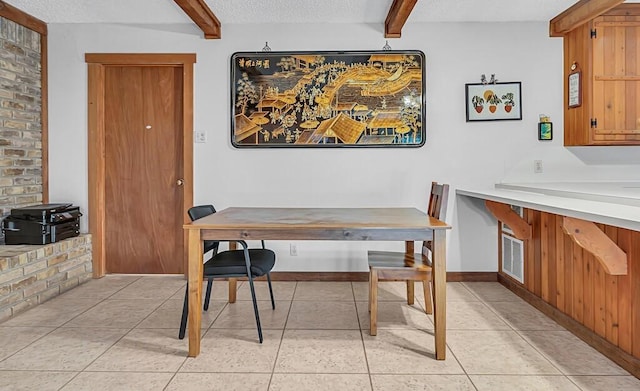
left=502, top=233, right=524, bottom=283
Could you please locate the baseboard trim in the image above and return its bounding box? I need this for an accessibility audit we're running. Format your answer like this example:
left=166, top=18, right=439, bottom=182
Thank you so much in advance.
left=445, top=272, right=497, bottom=282
left=268, top=272, right=369, bottom=281
left=256, top=271, right=498, bottom=282
left=498, top=273, right=640, bottom=379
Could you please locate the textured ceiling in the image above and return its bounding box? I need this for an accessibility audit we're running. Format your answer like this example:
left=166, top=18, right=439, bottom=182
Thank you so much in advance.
left=4, top=0, right=582, bottom=25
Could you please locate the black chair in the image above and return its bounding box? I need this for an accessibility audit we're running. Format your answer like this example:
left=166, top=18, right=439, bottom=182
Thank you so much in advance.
left=179, top=205, right=276, bottom=343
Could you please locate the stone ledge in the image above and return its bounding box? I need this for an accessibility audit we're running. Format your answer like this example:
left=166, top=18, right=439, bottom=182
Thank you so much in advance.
left=0, top=234, right=92, bottom=323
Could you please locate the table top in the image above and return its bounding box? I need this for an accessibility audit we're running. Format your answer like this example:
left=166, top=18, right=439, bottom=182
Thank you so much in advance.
left=184, top=207, right=450, bottom=230
left=184, top=207, right=450, bottom=242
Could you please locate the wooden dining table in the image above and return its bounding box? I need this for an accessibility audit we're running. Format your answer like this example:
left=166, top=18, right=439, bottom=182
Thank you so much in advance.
left=183, top=207, right=451, bottom=359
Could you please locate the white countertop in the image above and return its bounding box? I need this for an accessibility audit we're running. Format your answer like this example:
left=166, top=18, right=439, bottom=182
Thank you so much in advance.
left=456, top=182, right=640, bottom=232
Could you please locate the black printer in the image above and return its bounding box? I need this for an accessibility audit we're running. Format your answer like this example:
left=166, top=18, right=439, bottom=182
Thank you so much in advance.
left=2, top=203, right=81, bottom=245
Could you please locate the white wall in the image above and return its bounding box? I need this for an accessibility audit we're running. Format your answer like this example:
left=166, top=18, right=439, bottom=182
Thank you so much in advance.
left=46, top=21, right=640, bottom=273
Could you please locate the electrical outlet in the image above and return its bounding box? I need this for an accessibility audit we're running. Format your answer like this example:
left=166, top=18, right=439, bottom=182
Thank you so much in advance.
left=289, top=243, right=298, bottom=256
left=194, top=131, right=207, bottom=143
left=534, top=160, right=543, bottom=174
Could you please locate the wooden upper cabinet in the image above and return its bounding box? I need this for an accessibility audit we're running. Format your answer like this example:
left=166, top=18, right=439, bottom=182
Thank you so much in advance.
left=564, top=4, right=640, bottom=145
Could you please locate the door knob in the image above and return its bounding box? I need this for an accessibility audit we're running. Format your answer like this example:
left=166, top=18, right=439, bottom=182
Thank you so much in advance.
left=176, top=179, right=184, bottom=186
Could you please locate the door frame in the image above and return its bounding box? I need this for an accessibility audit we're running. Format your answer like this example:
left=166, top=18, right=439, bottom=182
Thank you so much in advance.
left=85, top=53, right=196, bottom=277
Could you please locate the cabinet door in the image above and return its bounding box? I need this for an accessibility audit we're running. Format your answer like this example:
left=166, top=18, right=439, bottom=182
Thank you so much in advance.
left=591, top=17, right=640, bottom=144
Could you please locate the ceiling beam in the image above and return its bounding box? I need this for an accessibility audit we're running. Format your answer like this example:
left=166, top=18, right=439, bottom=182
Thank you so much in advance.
left=173, top=0, right=221, bottom=39
left=549, top=0, right=624, bottom=37
left=385, top=0, right=418, bottom=38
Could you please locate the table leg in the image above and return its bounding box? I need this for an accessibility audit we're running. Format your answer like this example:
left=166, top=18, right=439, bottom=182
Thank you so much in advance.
left=229, top=279, right=237, bottom=302
left=432, top=229, right=447, bottom=360
left=405, top=241, right=415, bottom=304
left=187, top=228, right=203, bottom=357
left=228, top=242, right=237, bottom=303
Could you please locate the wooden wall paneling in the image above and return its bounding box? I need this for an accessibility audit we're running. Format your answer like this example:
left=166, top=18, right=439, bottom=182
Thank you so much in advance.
left=564, top=230, right=575, bottom=313
left=592, top=223, right=607, bottom=338
left=541, top=212, right=550, bottom=301
left=573, top=242, right=585, bottom=323
left=555, top=214, right=566, bottom=311
left=548, top=213, right=558, bottom=307
left=497, top=202, right=640, bottom=365
left=617, top=228, right=633, bottom=353
left=526, top=209, right=536, bottom=291
left=604, top=225, right=619, bottom=344
left=594, top=250, right=608, bottom=337
left=583, top=250, right=595, bottom=331
left=533, top=211, right=542, bottom=297
left=632, top=230, right=640, bottom=357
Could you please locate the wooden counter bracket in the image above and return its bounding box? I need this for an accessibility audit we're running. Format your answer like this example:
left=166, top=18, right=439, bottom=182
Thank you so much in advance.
left=484, top=200, right=532, bottom=240
left=561, top=216, right=628, bottom=275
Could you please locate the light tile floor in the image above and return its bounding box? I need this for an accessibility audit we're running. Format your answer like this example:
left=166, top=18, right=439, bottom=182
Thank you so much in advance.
left=0, top=276, right=639, bottom=390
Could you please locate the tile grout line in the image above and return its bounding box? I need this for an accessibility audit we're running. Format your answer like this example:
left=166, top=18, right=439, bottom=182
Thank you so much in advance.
left=50, top=276, right=146, bottom=391
left=453, top=282, right=566, bottom=386
left=351, top=281, right=375, bottom=390
left=71, top=277, right=184, bottom=377
left=0, top=275, right=143, bottom=369
left=267, top=281, right=297, bottom=390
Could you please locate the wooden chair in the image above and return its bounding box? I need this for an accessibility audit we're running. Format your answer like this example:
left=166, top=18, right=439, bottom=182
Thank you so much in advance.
left=367, top=181, right=449, bottom=335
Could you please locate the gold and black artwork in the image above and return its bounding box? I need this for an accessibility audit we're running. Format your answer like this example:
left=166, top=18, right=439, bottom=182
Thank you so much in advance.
left=230, top=51, right=425, bottom=148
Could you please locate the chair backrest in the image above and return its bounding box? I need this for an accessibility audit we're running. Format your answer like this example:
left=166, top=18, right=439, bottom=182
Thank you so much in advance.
left=187, top=205, right=219, bottom=255
left=188, top=204, right=216, bottom=221
left=427, top=181, right=449, bottom=221
left=422, top=181, right=449, bottom=254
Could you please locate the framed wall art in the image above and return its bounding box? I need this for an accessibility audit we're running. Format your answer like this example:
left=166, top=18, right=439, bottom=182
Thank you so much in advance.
left=465, top=82, right=522, bottom=122
left=568, top=62, right=581, bottom=108
left=538, top=121, right=553, bottom=140
left=230, top=50, right=426, bottom=148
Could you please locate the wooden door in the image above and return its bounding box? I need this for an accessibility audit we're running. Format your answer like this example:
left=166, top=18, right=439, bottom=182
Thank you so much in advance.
left=103, top=66, right=184, bottom=273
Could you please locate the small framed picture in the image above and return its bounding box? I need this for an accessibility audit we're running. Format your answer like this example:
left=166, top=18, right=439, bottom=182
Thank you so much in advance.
left=568, top=67, right=581, bottom=108
left=465, top=82, right=522, bottom=122
left=538, top=122, right=553, bottom=140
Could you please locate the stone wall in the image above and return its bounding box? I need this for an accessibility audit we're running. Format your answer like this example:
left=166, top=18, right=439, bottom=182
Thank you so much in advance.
left=0, top=16, right=43, bottom=242
left=0, top=234, right=92, bottom=323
